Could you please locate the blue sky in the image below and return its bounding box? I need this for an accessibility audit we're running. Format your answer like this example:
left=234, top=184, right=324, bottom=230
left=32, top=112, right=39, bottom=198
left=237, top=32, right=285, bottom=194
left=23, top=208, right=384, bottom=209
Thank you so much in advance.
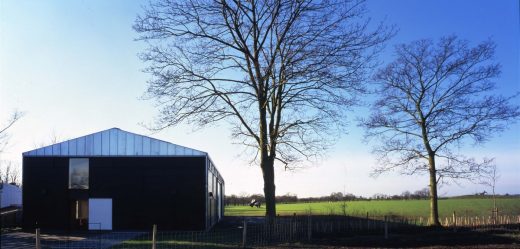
left=0, top=0, right=518, bottom=197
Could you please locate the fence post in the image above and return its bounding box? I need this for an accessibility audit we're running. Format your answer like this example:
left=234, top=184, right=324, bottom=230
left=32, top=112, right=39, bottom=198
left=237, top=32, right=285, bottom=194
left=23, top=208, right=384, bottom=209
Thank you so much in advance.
left=307, top=215, right=312, bottom=241
left=242, top=219, right=247, bottom=248
left=35, top=228, right=41, bottom=249
left=452, top=211, right=457, bottom=232
left=384, top=216, right=388, bottom=239
left=366, top=212, right=370, bottom=230
left=152, top=224, right=157, bottom=249
left=291, top=213, right=296, bottom=241
left=492, top=208, right=498, bottom=225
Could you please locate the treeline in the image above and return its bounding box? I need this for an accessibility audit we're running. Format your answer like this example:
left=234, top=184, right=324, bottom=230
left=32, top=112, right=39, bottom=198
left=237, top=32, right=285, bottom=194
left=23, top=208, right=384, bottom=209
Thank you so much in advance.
left=225, top=188, right=432, bottom=206
left=225, top=193, right=298, bottom=206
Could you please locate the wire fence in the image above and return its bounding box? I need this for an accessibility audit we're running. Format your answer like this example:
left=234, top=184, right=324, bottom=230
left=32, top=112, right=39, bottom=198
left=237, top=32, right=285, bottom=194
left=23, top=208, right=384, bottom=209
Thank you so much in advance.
left=29, top=214, right=520, bottom=249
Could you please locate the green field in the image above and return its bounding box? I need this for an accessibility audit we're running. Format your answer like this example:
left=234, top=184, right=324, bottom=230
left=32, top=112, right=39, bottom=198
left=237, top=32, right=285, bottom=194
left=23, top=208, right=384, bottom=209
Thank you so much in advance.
left=225, top=198, right=520, bottom=218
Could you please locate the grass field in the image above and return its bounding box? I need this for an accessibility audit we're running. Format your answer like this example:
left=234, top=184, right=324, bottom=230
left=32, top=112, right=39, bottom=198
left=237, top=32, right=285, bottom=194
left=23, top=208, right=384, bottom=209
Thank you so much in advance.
left=225, top=197, right=520, bottom=218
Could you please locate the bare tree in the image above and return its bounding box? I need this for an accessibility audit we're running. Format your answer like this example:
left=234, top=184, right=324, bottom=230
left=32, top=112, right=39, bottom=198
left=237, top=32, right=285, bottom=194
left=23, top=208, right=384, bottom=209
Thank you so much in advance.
left=361, top=36, right=520, bottom=226
left=0, top=110, right=24, bottom=153
left=134, top=0, right=392, bottom=219
left=480, top=164, right=500, bottom=221
left=34, top=130, right=63, bottom=149
left=0, top=160, right=21, bottom=186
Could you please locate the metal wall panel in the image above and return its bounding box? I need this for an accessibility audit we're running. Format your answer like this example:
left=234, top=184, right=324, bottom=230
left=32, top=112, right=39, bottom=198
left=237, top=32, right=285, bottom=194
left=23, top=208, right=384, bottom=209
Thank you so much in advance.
left=159, top=142, right=167, bottom=155
left=69, top=139, right=77, bottom=156
left=77, top=136, right=86, bottom=155
left=52, top=144, right=61, bottom=156
left=109, top=129, right=118, bottom=155
left=167, top=144, right=175, bottom=155
left=126, top=133, right=135, bottom=156
left=36, top=148, right=44, bottom=156
left=143, top=137, right=151, bottom=155
left=85, top=135, right=94, bottom=156
left=151, top=140, right=160, bottom=156
left=101, top=130, right=110, bottom=156
left=117, top=131, right=126, bottom=156
left=94, top=133, right=102, bottom=155
left=44, top=145, right=52, bottom=155
left=23, top=128, right=208, bottom=157
left=60, top=140, right=69, bottom=155
left=134, top=135, right=143, bottom=156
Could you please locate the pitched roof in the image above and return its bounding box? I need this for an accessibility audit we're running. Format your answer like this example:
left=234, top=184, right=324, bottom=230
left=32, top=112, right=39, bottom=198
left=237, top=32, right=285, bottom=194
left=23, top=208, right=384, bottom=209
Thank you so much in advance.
left=23, top=128, right=206, bottom=157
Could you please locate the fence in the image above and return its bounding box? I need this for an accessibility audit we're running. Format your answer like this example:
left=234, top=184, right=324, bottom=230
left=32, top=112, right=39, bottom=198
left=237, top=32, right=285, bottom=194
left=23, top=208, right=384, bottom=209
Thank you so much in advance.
left=31, top=214, right=520, bottom=249
left=0, top=208, right=22, bottom=229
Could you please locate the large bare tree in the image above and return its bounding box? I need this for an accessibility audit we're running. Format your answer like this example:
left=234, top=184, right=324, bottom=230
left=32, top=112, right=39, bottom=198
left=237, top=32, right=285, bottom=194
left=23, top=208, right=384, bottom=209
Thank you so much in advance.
left=362, top=36, right=519, bottom=226
left=134, top=0, right=391, bottom=218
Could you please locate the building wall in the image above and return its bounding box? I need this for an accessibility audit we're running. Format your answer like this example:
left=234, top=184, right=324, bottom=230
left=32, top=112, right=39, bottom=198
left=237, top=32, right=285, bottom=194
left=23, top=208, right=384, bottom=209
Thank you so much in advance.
left=206, top=159, right=224, bottom=228
left=23, top=156, right=207, bottom=230
left=1, top=183, right=22, bottom=208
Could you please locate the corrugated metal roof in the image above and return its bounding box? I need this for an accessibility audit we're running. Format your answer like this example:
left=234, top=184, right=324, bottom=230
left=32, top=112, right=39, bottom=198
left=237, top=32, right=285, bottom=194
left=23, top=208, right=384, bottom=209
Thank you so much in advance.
left=23, top=128, right=207, bottom=157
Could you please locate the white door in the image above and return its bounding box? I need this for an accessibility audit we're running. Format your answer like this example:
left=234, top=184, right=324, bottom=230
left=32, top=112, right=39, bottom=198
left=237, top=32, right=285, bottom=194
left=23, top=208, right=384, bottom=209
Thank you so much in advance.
left=88, top=198, right=112, bottom=230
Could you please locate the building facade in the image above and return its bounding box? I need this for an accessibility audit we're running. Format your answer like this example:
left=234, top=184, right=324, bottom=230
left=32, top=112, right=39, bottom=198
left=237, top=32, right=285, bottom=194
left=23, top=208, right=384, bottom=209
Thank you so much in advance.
left=1, top=183, right=22, bottom=208
left=22, top=128, right=224, bottom=231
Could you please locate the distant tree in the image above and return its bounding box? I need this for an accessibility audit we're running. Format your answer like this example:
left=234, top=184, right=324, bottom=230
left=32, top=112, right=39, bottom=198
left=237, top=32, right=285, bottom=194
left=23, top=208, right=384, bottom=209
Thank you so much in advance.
left=329, top=192, right=344, bottom=201
left=277, top=193, right=298, bottom=203
left=34, top=130, right=63, bottom=149
left=134, top=0, right=392, bottom=219
left=225, top=194, right=235, bottom=206
left=0, top=160, right=21, bottom=186
left=372, top=193, right=388, bottom=200
left=0, top=110, right=23, bottom=153
left=343, top=193, right=357, bottom=201
left=413, top=188, right=430, bottom=199
left=362, top=36, right=520, bottom=226
left=401, top=190, right=411, bottom=200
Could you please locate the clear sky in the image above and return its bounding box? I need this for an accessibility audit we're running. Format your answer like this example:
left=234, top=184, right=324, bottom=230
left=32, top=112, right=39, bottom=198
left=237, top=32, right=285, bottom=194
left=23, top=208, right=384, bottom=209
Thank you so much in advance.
left=1, top=0, right=518, bottom=198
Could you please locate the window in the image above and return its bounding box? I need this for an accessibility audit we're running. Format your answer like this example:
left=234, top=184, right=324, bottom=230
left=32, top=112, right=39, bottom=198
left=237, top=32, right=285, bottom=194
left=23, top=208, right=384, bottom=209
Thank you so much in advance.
left=69, top=158, right=89, bottom=189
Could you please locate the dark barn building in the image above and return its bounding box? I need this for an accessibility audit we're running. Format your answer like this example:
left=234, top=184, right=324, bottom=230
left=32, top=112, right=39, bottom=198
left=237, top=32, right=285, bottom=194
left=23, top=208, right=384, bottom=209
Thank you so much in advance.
left=22, top=128, right=224, bottom=231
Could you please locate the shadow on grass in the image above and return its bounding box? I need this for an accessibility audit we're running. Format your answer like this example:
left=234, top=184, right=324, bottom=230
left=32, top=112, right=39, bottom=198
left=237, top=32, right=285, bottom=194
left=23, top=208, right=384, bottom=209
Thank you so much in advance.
left=306, top=226, right=520, bottom=248
left=223, top=215, right=520, bottom=248
left=30, top=216, right=519, bottom=249
left=110, top=226, right=243, bottom=249
left=112, top=241, right=239, bottom=249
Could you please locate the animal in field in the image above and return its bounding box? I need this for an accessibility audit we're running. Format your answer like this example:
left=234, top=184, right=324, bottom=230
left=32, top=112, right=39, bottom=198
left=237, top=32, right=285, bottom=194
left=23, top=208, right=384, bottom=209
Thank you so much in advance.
left=249, top=199, right=261, bottom=208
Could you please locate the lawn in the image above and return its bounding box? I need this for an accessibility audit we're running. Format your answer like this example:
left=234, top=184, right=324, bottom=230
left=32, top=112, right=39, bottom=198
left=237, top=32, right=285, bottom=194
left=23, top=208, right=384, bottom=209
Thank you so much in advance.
left=225, top=197, right=520, bottom=218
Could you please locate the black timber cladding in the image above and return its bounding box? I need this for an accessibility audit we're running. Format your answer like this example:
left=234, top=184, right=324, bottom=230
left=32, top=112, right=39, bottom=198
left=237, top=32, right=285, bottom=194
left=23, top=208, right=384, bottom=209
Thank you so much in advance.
left=23, top=156, right=208, bottom=230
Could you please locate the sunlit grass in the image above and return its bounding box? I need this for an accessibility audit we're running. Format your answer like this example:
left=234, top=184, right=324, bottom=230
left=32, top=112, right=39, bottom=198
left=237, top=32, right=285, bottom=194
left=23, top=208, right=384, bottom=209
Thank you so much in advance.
left=225, top=198, right=520, bottom=217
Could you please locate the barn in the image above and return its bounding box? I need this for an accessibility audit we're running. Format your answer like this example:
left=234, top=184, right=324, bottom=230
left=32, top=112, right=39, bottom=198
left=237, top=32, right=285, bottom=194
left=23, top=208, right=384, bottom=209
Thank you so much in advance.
left=22, top=128, right=224, bottom=231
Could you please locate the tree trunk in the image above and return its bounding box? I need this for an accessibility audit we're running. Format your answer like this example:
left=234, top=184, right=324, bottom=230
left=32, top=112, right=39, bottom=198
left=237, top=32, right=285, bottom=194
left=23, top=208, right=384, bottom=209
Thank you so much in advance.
left=428, top=154, right=441, bottom=226
left=261, top=156, right=276, bottom=220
